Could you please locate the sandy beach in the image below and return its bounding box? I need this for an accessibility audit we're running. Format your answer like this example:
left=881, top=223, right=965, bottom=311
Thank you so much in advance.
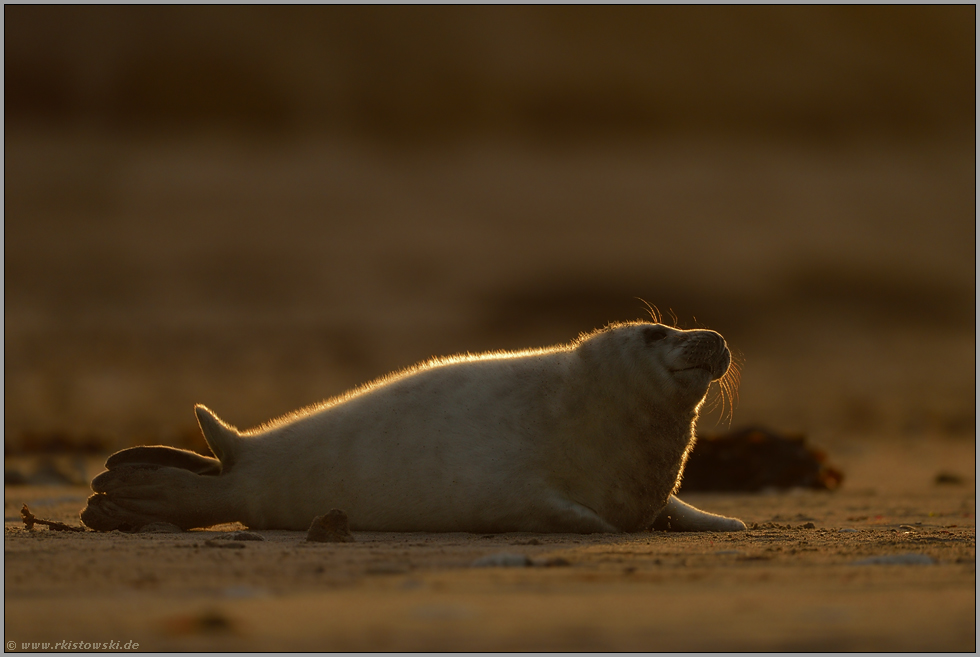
left=5, top=439, right=974, bottom=652
left=4, top=7, right=974, bottom=652
left=4, top=131, right=974, bottom=653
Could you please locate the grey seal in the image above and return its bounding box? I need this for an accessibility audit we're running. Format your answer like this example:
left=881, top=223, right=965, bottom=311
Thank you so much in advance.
left=81, top=321, right=745, bottom=533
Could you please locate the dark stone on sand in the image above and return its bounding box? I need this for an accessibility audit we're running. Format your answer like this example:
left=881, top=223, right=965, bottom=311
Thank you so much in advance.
left=138, top=522, right=183, bottom=533
left=536, top=556, right=571, bottom=567
left=471, top=553, right=531, bottom=568
left=203, top=539, right=246, bottom=549
left=306, top=509, right=355, bottom=543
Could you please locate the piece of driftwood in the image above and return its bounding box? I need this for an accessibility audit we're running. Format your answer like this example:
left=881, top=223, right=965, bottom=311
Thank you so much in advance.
left=21, top=504, right=87, bottom=532
left=681, top=427, right=844, bottom=492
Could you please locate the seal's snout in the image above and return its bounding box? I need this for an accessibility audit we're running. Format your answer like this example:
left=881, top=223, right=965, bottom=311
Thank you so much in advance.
left=680, top=330, right=730, bottom=380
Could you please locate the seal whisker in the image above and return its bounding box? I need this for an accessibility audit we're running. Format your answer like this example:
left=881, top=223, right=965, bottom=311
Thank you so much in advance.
left=716, top=355, right=742, bottom=427
left=702, top=383, right=725, bottom=419
left=636, top=297, right=662, bottom=324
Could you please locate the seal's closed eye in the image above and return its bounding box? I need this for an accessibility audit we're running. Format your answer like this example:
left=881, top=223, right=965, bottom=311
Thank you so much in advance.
left=643, top=326, right=668, bottom=344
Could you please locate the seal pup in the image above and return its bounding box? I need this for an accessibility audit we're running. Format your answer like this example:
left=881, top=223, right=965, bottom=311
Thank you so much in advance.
left=81, top=321, right=746, bottom=533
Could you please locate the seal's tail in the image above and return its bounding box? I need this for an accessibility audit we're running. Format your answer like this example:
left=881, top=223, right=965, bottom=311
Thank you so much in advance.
left=194, top=404, right=243, bottom=469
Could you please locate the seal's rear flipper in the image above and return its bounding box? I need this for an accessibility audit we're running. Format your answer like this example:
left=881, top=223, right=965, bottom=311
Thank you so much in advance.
left=194, top=404, right=242, bottom=470
left=653, top=494, right=746, bottom=532
left=80, top=405, right=242, bottom=531
left=97, top=403, right=243, bottom=477
left=81, top=462, right=236, bottom=532
left=105, top=446, right=221, bottom=475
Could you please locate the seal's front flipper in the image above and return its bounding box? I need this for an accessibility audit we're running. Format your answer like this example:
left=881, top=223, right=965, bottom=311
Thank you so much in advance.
left=652, top=494, right=746, bottom=532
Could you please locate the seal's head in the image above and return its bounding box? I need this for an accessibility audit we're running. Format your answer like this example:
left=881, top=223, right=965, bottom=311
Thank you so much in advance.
left=643, top=323, right=730, bottom=406
left=642, top=323, right=730, bottom=384
left=564, top=321, right=735, bottom=530
left=577, top=322, right=732, bottom=411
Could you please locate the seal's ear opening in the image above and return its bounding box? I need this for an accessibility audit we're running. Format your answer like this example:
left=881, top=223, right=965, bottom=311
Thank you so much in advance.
left=195, top=405, right=242, bottom=470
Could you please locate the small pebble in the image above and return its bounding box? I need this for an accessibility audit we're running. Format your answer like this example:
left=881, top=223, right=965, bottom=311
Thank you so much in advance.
left=306, top=509, right=355, bottom=543
left=533, top=556, right=571, bottom=567
left=471, top=553, right=531, bottom=568
left=137, top=522, right=183, bottom=534
left=204, top=539, right=245, bottom=549
left=839, top=528, right=859, bottom=533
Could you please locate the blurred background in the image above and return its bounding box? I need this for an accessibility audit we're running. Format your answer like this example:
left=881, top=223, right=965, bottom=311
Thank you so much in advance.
left=4, top=6, right=975, bottom=462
